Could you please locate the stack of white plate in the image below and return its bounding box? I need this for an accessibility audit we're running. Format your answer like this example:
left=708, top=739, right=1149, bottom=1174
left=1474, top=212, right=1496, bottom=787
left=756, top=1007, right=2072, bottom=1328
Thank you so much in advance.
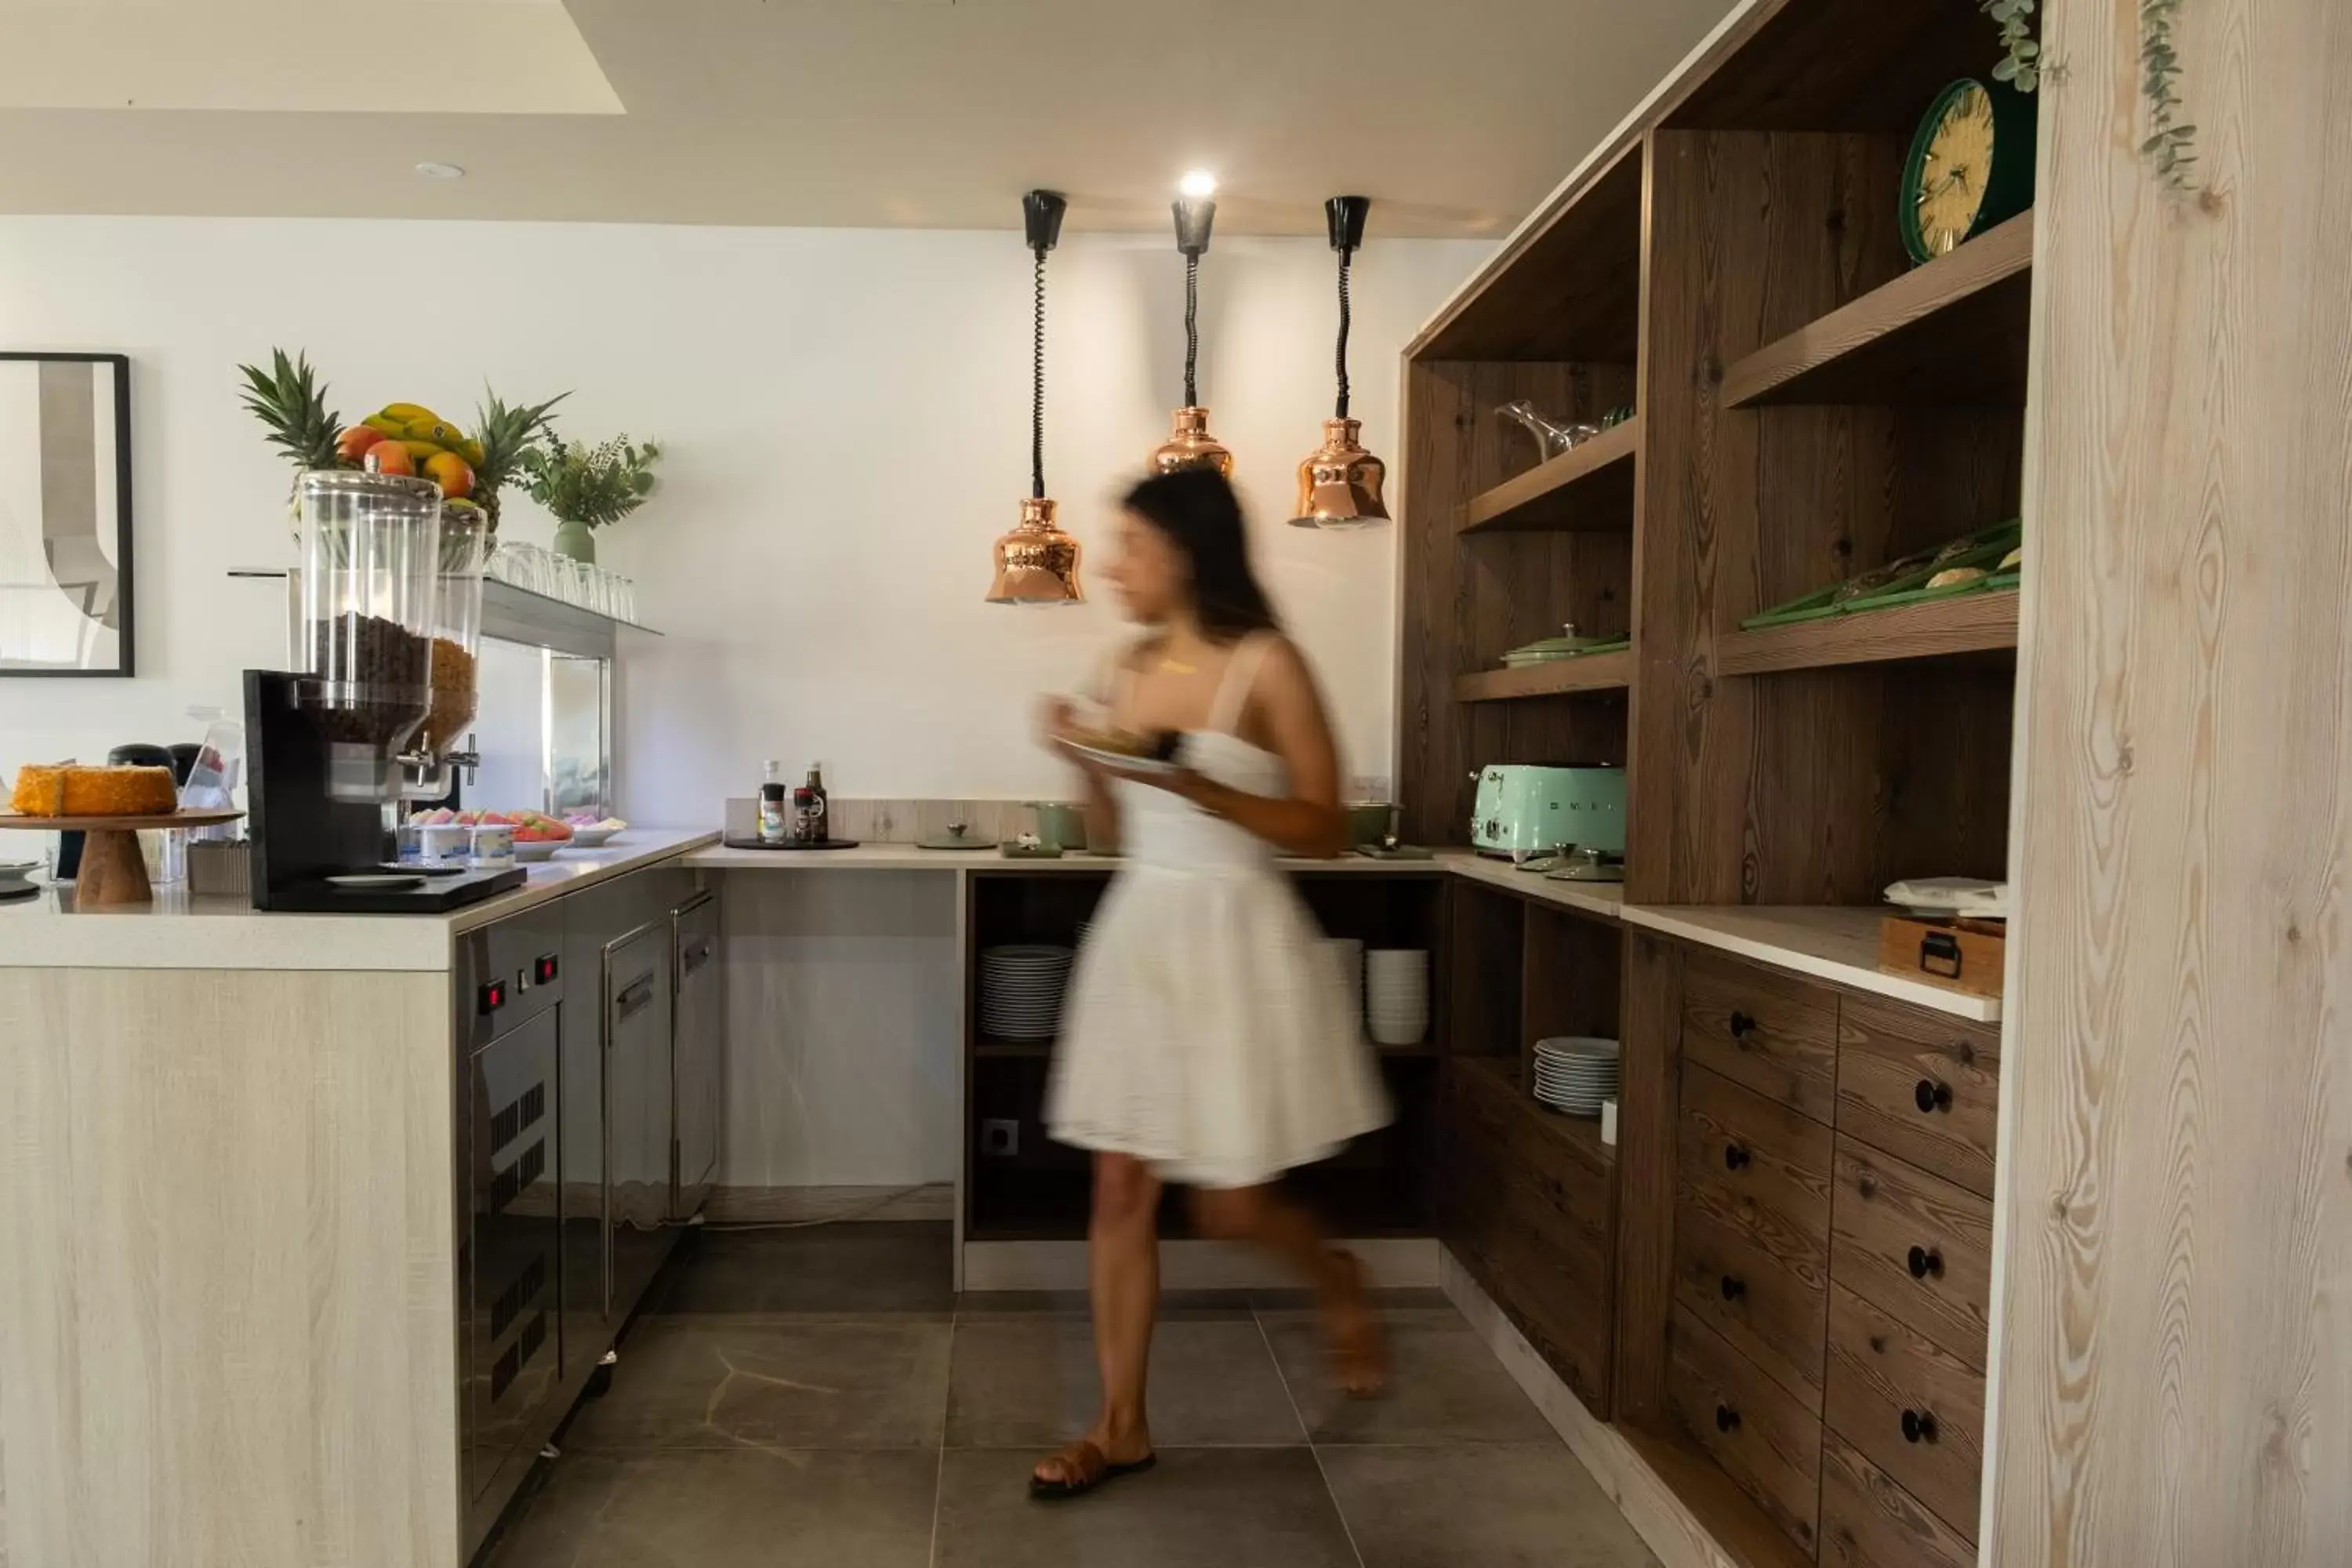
left=1366, top=949, right=1429, bottom=1047
left=1533, top=1036, right=1620, bottom=1116
left=979, top=945, right=1075, bottom=1041
left=1322, top=938, right=1366, bottom=1029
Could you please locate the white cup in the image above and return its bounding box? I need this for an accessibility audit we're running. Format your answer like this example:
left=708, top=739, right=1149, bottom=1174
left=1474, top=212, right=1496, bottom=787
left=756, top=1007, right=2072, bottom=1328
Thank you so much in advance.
left=469, top=823, right=516, bottom=870
left=419, top=822, right=470, bottom=867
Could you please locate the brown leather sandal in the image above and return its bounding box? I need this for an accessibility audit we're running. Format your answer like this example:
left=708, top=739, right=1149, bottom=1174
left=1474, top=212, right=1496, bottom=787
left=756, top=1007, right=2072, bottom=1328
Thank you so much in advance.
left=1327, top=1249, right=1389, bottom=1399
left=1029, top=1439, right=1158, bottom=1501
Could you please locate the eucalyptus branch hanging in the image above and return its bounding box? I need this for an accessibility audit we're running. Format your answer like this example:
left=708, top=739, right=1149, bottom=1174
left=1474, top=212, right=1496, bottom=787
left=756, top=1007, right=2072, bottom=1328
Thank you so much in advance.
left=1981, top=0, right=2041, bottom=91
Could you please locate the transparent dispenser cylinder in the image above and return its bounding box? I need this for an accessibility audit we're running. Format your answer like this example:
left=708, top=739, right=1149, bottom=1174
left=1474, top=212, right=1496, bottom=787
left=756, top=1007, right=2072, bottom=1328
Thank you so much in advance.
left=295, top=470, right=444, bottom=799
left=420, top=504, right=490, bottom=757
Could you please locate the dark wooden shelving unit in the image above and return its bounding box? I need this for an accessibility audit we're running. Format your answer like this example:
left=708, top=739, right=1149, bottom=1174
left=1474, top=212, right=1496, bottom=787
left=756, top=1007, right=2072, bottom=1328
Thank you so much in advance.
left=1395, top=2, right=2031, bottom=1561
left=1454, top=650, right=1633, bottom=703
left=1722, top=211, right=2034, bottom=408
left=1715, top=591, right=2020, bottom=676
left=1460, top=417, right=1640, bottom=534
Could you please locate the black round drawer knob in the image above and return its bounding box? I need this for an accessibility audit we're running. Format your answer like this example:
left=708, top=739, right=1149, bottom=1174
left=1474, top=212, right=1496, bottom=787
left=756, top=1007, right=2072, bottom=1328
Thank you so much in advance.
left=1915, top=1078, right=1955, bottom=1112
left=1719, top=1274, right=1747, bottom=1302
left=1907, top=1244, right=1946, bottom=1279
left=1727, top=1010, right=1757, bottom=1040
left=1715, top=1403, right=1740, bottom=1433
left=1901, top=1408, right=1940, bottom=1444
left=1723, top=1143, right=1752, bottom=1171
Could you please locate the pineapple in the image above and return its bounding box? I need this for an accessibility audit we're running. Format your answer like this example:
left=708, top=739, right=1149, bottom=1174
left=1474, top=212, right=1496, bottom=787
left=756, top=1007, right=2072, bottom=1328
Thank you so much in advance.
left=471, top=387, right=569, bottom=534
left=236, top=349, right=341, bottom=473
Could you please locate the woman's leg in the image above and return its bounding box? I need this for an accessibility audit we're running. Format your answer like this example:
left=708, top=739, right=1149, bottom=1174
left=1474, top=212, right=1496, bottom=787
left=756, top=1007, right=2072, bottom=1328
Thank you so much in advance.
left=1189, top=1183, right=1386, bottom=1394
left=1034, top=1152, right=1162, bottom=1486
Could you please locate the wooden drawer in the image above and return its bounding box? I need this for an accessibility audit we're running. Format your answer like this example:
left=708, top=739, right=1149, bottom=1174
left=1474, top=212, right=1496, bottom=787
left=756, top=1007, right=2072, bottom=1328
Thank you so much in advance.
left=1673, top=1195, right=1827, bottom=1412
left=1824, top=1283, right=1984, bottom=1537
left=1664, top=1307, right=1822, bottom=1557
left=1835, top=995, right=2002, bottom=1196
left=1818, top=1436, right=1976, bottom=1568
left=1680, top=950, right=1838, bottom=1123
left=1674, top=1065, right=1835, bottom=1406
left=1830, top=1138, right=1994, bottom=1369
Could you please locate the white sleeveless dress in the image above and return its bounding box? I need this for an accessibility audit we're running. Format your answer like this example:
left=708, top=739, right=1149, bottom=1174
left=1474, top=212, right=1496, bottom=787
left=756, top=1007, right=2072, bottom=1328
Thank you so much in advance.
left=1047, top=636, right=1392, bottom=1189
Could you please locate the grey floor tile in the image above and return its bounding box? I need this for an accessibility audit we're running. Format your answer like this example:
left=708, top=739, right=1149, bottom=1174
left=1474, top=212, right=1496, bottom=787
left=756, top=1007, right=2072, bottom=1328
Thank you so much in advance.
left=1317, top=1444, right=1662, bottom=1567
left=956, top=1287, right=1258, bottom=1320
left=564, top=1319, right=952, bottom=1451
left=1261, top=1314, right=1557, bottom=1444
left=485, top=1448, right=938, bottom=1568
left=933, top=1446, right=1358, bottom=1568
left=654, top=1222, right=955, bottom=1319
left=946, top=1316, right=1304, bottom=1448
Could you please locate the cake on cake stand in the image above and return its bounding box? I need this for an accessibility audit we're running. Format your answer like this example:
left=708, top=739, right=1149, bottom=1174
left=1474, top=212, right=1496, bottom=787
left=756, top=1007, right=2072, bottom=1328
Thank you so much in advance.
left=0, top=810, right=245, bottom=907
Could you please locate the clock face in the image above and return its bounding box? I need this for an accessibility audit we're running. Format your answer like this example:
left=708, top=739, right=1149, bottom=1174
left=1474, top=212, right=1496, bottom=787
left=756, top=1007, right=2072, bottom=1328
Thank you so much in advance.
left=1912, top=82, right=1996, bottom=257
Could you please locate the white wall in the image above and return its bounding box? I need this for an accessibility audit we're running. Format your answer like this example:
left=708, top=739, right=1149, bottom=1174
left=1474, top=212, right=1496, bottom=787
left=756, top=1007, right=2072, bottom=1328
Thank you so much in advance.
left=0, top=216, right=1491, bottom=813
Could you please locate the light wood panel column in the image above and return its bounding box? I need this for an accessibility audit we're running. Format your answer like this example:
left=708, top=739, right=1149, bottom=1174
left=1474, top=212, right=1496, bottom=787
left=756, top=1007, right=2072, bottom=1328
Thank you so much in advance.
left=0, top=969, right=459, bottom=1568
left=1991, top=0, right=2352, bottom=1559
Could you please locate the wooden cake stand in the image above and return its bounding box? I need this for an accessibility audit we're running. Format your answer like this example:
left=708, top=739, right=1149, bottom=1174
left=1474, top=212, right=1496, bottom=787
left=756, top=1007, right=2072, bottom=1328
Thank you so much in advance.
left=0, top=809, right=245, bottom=907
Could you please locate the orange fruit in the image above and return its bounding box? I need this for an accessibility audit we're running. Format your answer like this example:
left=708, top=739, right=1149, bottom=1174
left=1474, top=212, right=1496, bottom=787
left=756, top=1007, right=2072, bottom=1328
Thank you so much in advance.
left=423, top=450, right=475, bottom=499
left=336, top=424, right=386, bottom=463
left=365, top=441, right=416, bottom=477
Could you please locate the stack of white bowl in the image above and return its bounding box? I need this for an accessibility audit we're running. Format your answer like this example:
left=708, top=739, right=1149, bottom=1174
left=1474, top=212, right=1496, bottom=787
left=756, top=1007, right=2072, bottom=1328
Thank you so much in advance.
left=1533, top=1036, right=1620, bottom=1116
left=1322, top=938, right=1366, bottom=1030
left=978, top=945, right=1076, bottom=1041
left=1366, top=949, right=1430, bottom=1046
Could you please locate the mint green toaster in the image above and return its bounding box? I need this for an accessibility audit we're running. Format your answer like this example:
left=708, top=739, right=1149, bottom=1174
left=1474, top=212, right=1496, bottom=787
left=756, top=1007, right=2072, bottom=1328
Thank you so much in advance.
left=1471, top=765, right=1626, bottom=860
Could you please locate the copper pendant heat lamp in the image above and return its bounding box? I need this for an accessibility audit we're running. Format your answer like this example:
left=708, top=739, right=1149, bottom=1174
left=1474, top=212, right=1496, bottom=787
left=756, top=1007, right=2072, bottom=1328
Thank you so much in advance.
left=989, top=190, right=1083, bottom=605
left=1149, top=177, right=1235, bottom=477
left=1291, top=196, right=1388, bottom=528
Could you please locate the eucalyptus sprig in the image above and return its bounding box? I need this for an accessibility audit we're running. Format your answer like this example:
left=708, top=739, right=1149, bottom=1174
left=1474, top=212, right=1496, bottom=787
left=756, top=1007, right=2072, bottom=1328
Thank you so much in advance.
left=1981, top=0, right=2041, bottom=91
left=521, top=434, right=662, bottom=532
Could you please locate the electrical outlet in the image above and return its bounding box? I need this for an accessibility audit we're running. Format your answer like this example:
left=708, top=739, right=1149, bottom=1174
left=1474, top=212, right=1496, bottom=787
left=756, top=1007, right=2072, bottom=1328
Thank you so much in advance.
left=981, top=1119, right=1020, bottom=1158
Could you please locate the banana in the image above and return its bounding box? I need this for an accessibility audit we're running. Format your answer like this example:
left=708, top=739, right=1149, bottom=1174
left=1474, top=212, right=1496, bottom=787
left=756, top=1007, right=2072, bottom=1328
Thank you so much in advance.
left=363, top=413, right=408, bottom=439
left=453, top=437, right=486, bottom=467
left=402, top=417, right=468, bottom=449
left=379, top=402, right=442, bottom=426
left=399, top=438, right=451, bottom=463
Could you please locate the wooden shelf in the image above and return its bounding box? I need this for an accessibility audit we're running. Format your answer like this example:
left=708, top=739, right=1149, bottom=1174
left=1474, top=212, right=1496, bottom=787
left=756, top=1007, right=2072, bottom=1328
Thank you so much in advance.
left=1722, top=212, right=2034, bottom=408
left=1460, top=418, right=1640, bottom=535
left=1715, top=590, right=2017, bottom=676
left=1457, top=1053, right=1614, bottom=1167
left=1455, top=649, right=1632, bottom=703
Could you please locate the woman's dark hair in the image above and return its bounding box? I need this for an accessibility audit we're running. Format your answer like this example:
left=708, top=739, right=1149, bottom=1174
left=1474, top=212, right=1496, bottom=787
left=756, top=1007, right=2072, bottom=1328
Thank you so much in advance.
left=1121, top=466, right=1279, bottom=640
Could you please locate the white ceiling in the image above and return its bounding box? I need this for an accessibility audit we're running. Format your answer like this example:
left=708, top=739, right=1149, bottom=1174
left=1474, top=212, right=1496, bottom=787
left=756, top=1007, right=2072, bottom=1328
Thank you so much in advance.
left=0, top=0, right=1737, bottom=235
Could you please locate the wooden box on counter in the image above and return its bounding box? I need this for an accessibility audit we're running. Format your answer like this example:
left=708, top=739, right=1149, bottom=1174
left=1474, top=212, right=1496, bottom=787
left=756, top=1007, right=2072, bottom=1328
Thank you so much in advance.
left=1875, top=916, right=2005, bottom=1001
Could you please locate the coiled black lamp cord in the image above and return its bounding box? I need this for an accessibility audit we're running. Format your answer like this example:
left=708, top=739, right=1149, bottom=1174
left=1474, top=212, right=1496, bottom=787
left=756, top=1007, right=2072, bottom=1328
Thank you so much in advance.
left=1030, top=246, right=1047, bottom=499
left=1334, top=245, right=1355, bottom=419
left=1183, top=253, right=1200, bottom=408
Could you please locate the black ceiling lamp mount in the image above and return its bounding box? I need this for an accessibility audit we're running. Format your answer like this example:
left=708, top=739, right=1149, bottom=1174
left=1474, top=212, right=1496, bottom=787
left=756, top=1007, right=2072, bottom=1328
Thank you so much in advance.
left=989, top=188, right=1083, bottom=606
left=1290, top=194, right=1388, bottom=528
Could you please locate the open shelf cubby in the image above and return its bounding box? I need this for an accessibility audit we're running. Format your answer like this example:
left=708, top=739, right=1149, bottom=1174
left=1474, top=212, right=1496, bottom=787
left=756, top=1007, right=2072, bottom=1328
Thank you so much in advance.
left=1460, top=416, right=1640, bottom=535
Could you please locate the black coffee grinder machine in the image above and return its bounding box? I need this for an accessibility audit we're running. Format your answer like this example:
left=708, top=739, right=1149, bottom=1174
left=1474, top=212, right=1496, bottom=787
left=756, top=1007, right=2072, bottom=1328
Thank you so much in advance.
left=245, top=470, right=521, bottom=913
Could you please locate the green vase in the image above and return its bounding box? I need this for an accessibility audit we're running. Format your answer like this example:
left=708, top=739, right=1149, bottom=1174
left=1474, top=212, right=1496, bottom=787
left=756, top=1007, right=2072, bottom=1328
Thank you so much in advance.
left=551, top=521, right=597, bottom=564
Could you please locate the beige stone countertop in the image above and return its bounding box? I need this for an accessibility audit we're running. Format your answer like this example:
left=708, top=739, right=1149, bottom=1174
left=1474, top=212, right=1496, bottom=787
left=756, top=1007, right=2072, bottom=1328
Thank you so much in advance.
left=684, top=841, right=1450, bottom=873
left=0, top=827, right=718, bottom=971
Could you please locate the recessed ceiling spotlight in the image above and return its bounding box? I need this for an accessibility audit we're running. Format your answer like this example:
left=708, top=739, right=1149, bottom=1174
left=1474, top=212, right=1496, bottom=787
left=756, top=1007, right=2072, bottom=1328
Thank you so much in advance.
left=1178, top=169, right=1217, bottom=198
left=414, top=162, right=466, bottom=180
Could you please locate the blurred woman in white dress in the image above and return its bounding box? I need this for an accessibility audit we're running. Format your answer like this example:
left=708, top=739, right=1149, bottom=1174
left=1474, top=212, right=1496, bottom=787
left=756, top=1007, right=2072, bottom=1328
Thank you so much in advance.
left=1029, top=466, right=1391, bottom=1500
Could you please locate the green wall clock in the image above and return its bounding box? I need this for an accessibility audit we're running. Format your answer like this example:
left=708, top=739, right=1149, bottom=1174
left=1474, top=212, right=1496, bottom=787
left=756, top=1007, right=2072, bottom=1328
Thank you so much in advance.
left=1900, top=78, right=2037, bottom=264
